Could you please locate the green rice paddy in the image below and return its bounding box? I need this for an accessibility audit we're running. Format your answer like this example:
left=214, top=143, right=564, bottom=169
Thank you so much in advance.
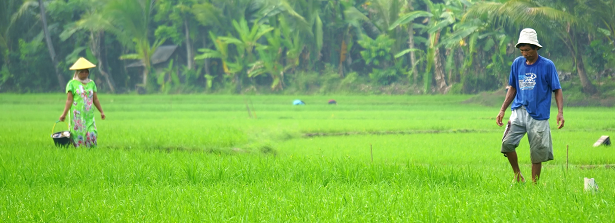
left=0, top=94, right=613, bottom=222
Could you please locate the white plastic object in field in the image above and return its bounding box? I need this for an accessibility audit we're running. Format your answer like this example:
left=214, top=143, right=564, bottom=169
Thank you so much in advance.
left=584, top=178, right=599, bottom=192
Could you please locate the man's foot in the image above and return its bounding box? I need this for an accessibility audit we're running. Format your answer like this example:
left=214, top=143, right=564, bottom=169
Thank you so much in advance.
left=514, top=173, right=525, bottom=183
left=510, top=174, right=526, bottom=187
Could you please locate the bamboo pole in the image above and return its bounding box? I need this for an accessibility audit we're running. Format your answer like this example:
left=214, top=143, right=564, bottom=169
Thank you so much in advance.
left=566, top=145, right=569, bottom=171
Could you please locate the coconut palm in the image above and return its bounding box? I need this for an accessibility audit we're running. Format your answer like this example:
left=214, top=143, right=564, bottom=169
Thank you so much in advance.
left=59, top=0, right=118, bottom=93
left=0, top=0, right=15, bottom=70
left=584, top=0, right=615, bottom=46
left=104, top=0, right=159, bottom=91
left=13, top=0, right=65, bottom=89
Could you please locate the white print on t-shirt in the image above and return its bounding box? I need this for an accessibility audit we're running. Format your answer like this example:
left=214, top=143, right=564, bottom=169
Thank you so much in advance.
left=518, top=73, right=536, bottom=90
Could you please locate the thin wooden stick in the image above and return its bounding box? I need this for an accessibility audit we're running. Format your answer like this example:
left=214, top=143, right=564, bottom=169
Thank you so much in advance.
left=370, top=144, right=373, bottom=163
left=244, top=98, right=253, bottom=118
left=250, top=99, right=257, bottom=119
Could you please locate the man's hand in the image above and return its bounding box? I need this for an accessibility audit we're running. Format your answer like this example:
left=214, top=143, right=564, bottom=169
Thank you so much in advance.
left=556, top=113, right=564, bottom=129
left=496, top=110, right=505, bottom=127
left=101, top=112, right=106, bottom=120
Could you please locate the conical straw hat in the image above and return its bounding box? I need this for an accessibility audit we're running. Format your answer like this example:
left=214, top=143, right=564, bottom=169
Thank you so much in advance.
left=69, top=57, right=96, bottom=70
left=515, top=28, right=542, bottom=49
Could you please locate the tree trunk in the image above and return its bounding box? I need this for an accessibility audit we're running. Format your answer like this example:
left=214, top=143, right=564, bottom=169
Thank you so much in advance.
left=202, top=33, right=211, bottom=88
left=38, top=0, right=64, bottom=89
left=433, top=32, right=448, bottom=93
left=406, top=0, right=418, bottom=84
left=184, top=20, right=193, bottom=70
left=446, top=48, right=453, bottom=84
left=141, top=43, right=150, bottom=89
left=91, top=31, right=116, bottom=93
left=142, top=65, right=149, bottom=87
left=234, top=73, right=241, bottom=93
left=562, top=28, right=597, bottom=95
left=574, top=53, right=597, bottom=94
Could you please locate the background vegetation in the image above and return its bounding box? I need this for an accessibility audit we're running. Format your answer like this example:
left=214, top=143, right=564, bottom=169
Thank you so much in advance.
left=1, top=0, right=614, bottom=98
left=1, top=94, right=614, bottom=221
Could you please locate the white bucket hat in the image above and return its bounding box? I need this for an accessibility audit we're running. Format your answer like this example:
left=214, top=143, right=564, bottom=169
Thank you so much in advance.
left=515, top=28, right=542, bottom=49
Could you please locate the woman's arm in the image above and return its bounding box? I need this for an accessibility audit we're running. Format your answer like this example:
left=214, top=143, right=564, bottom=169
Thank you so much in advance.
left=59, top=92, right=74, bottom=121
left=93, top=92, right=106, bottom=120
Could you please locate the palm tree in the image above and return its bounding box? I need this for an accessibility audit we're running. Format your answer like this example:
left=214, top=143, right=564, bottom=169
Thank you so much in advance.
left=582, top=0, right=615, bottom=58
left=104, top=0, right=159, bottom=91
left=14, top=0, right=65, bottom=89
left=464, top=0, right=597, bottom=94
left=0, top=0, right=14, bottom=70
left=60, top=0, right=117, bottom=93
left=155, top=0, right=211, bottom=71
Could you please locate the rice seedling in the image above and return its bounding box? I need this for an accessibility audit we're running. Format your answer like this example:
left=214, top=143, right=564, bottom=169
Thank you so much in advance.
left=0, top=94, right=613, bottom=222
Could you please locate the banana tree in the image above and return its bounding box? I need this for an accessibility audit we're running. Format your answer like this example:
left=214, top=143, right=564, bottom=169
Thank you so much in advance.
left=156, top=59, right=180, bottom=93
left=277, top=15, right=303, bottom=74
left=249, top=28, right=286, bottom=90
left=224, top=18, right=274, bottom=64
left=194, top=32, right=244, bottom=90
left=270, top=0, right=321, bottom=71
left=389, top=9, right=433, bottom=84
left=418, top=0, right=457, bottom=93
left=216, top=18, right=273, bottom=92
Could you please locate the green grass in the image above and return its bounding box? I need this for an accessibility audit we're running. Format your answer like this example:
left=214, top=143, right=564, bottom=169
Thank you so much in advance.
left=1, top=94, right=614, bottom=222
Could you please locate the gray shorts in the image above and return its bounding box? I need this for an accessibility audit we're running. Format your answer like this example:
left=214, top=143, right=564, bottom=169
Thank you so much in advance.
left=501, top=106, right=553, bottom=163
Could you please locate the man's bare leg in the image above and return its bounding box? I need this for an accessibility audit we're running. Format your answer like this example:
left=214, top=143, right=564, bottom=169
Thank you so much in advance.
left=505, top=151, right=525, bottom=182
left=532, top=163, right=541, bottom=183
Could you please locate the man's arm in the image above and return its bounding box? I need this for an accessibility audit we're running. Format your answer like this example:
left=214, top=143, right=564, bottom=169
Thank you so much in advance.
left=496, top=86, right=516, bottom=126
left=554, top=89, right=564, bottom=129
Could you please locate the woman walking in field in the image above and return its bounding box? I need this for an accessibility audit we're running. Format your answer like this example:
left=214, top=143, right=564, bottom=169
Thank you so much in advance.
left=59, top=57, right=106, bottom=148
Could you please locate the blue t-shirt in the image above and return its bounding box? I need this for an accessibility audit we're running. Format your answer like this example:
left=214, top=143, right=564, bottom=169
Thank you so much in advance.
left=508, top=55, right=561, bottom=120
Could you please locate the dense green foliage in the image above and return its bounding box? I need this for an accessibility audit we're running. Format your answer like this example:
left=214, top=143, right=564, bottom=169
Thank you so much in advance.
left=0, top=0, right=614, bottom=95
left=1, top=94, right=614, bottom=221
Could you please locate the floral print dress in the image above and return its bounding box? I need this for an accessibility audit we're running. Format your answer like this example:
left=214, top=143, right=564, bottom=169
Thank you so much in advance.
left=66, top=80, right=98, bottom=148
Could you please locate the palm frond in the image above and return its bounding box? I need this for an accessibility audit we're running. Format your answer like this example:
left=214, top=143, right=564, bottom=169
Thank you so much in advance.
left=218, top=36, right=244, bottom=46
left=11, top=0, right=38, bottom=25
left=389, top=11, right=433, bottom=31
left=119, top=54, right=141, bottom=60
left=191, top=2, right=222, bottom=27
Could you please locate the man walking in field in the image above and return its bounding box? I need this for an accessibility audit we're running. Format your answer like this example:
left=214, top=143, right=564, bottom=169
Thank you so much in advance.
left=496, top=28, right=565, bottom=183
